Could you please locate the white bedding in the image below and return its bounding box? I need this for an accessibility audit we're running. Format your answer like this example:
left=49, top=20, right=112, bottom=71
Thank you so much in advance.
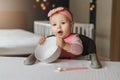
left=0, top=29, right=40, bottom=55
left=0, top=57, right=120, bottom=80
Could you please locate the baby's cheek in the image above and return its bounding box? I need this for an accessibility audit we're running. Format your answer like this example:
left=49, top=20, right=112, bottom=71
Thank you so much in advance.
left=52, top=29, right=56, bottom=35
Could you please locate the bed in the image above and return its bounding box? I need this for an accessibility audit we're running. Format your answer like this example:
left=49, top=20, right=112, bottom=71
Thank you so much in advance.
left=0, top=29, right=40, bottom=55
left=0, top=11, right=40, bottom=56
left=0, top=57, right=120, bottom=80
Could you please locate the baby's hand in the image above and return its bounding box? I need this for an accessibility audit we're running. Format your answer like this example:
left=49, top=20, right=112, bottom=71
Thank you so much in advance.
left=56, top=37, right=65, bottom=49
left=56, top=37, right=70, bottom=51
left=38, top=36, right=47, bottom=45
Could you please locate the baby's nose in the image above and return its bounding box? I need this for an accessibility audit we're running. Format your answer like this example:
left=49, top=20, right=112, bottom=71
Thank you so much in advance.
left=57, top=25, right=61, bottom=29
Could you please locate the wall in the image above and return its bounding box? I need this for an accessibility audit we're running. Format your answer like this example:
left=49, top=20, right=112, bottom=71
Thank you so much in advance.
left=0, top=0, right=38, bottom=31
left=0, top=11, right=27, bottom=29
left=70, top=0, right=89, bottom=23
left=0, top=0, right=70, bottom=31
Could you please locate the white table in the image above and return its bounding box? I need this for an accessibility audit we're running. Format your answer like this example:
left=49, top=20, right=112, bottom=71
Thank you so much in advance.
left=0, top=57, right=120, bottom=80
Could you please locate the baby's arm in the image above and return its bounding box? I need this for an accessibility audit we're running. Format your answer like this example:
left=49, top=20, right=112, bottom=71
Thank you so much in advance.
left=67, top=36, right=83, bottom=55
left=56, top=37, right=71, bottom=51
left=57, top=36, right=83, bottom=55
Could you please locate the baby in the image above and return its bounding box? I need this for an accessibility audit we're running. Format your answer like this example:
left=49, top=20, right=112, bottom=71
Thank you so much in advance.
left=24, top=7, right=102, bottom=69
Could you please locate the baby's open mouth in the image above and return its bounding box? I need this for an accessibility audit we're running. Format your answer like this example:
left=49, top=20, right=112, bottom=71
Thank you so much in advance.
left=57, top=31, right=63, bottom=36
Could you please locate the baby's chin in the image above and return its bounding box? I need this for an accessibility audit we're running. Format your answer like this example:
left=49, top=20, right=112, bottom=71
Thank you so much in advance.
left=56, top=34, right=69, bottom=39
left=54, top=34, right=63, bottom=38
left=56, top=35, right=63, bottom=38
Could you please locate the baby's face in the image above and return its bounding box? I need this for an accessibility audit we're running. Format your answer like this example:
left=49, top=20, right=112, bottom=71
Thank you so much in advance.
left=50, top=13, right=73, bottom=39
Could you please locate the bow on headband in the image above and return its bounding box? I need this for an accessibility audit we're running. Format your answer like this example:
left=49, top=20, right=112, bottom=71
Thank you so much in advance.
left=48, top=7, right=73, bottom=21
left=48, top=7, right=64, bottom=17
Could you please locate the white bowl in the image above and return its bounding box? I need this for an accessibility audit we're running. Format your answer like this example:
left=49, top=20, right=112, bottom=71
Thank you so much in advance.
left=35, top=36, right=61, bottom=63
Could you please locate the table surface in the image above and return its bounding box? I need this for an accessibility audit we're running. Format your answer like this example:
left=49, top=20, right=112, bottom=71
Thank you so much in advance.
left=0, top=57, right=120, bottom=80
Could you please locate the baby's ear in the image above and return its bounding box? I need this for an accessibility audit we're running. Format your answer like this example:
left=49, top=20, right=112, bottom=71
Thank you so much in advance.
left=71, top=22, right=74, bottom=28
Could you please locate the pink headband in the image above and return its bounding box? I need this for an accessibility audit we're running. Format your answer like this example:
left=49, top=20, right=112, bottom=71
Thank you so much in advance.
left=48, top=7, right=73, bottom=21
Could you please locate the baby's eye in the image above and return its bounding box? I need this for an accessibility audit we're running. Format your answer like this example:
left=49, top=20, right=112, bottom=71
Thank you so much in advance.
left=61, top=22, right=65, bottom=24
left=52, top=24, right=56, bottom=26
